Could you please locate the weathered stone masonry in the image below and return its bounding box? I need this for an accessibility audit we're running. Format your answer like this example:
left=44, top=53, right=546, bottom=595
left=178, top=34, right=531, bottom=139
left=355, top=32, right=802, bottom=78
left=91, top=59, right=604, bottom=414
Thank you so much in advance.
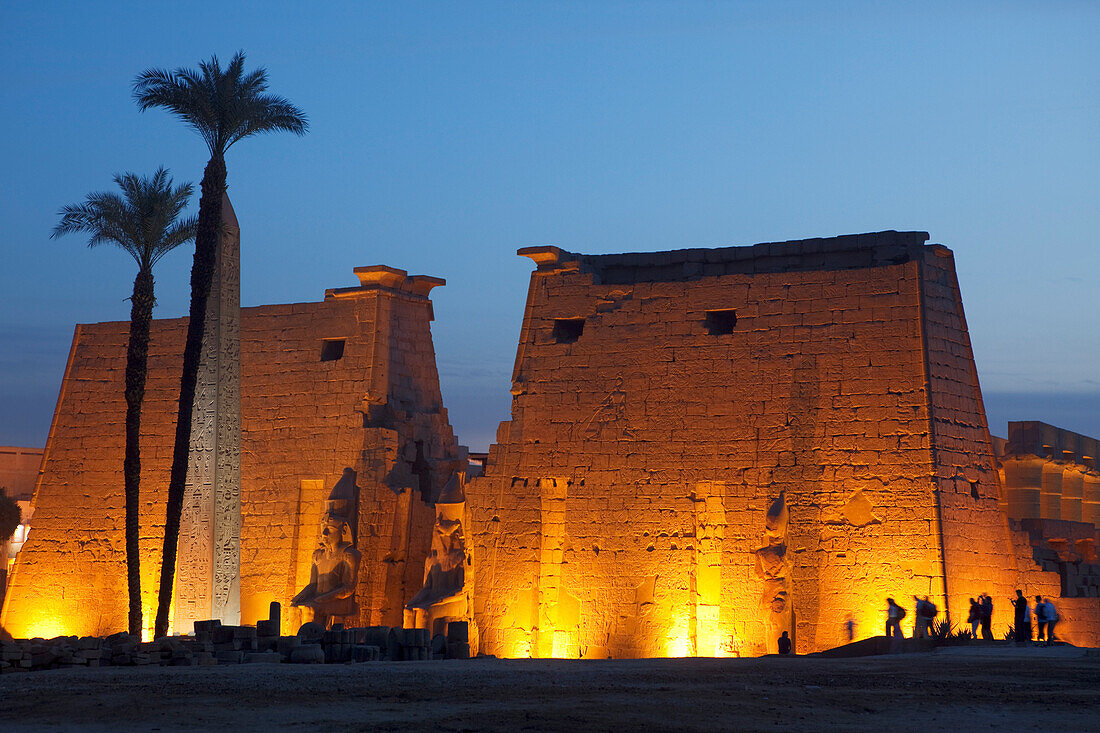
left=467, top=231, right=1099, bottom=657
left=6, top=231, right=1097, bottom=655
left=1, top=267, right=463, bottom=639
left=994, top=422, right=1100, bottom=638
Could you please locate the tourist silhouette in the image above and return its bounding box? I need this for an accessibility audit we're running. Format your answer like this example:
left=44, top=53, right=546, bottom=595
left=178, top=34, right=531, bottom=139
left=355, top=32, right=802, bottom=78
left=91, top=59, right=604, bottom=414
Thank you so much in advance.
left=777, top=631, right=792, bottom=655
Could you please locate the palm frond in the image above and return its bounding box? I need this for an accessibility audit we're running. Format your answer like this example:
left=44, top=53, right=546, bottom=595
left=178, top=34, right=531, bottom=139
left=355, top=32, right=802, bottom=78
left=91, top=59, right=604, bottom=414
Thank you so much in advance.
left=53, top=168, right=195, bottom=271
left=134, top=51, right=307, bottom=157
left=132, top=68, right=179, bottom=111
left=153, top=215, right=198, bottom=267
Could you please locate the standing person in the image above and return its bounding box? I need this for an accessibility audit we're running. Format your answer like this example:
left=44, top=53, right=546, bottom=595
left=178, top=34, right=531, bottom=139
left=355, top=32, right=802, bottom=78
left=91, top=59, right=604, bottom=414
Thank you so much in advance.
left=777, top=631, right=792, bottom=655
left=913, top=596, right=936, bottom=638
left=980, top=594, right=994, bottom=641
left=886, top=598, right=906, bottom=652
left=1011, top=590, right=1031, bottom=645
left=1044, top=598, right=1059, bottom=645
left=1034, top=595, right=1049, bottom=643
left=967, top=598, right=981, bottom=638
left=922, top=596, right=938, bottom=637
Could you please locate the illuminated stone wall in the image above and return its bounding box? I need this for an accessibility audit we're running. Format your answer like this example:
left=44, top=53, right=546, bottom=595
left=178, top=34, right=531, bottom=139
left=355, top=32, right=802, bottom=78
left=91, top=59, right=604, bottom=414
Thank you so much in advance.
left=1, top=267, right=462, bottom=639
left=998, top=422, right=1100, bottom=526
left=991, top=422, right=1100, bottom=645
left=468, top=231, right=1096, bottom=657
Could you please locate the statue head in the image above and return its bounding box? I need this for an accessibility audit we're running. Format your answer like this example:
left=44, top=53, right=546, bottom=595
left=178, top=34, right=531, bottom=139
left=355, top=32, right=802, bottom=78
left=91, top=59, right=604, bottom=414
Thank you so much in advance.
left=320, top=515, right=349, bottom=553
left=764, top=491, right=788, bottom=535
left=320, top=468, right=358, bottom=548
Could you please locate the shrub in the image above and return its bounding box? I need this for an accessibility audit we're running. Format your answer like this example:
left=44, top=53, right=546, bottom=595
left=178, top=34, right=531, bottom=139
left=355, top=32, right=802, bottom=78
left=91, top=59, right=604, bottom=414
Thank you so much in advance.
left=0, top=489, right=20, bottom=544
left=950, top=628, right=973, bottom=642
left=930, top=619, right=954, bottom=644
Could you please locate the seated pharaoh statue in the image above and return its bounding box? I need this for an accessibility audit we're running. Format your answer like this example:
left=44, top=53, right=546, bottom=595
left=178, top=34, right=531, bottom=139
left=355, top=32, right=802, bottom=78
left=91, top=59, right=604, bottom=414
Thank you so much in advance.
left=291, top=468, right=363, bottom=629
left=405, top=472, right=474, bottom=644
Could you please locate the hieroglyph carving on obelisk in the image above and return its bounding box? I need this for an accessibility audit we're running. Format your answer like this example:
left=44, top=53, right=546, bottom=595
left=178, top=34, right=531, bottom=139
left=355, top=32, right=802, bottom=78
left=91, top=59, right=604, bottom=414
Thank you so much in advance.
left=174, top=193, right=242, bottom=633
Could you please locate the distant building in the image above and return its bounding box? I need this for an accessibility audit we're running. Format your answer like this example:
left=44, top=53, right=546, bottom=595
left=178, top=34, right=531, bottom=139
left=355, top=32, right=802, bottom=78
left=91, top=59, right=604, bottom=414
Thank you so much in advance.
left=0, top=446, right=42, bottom=610
left=0, top=445, right=42, bottom=556
left=993, top=421, right=1100, bottom=597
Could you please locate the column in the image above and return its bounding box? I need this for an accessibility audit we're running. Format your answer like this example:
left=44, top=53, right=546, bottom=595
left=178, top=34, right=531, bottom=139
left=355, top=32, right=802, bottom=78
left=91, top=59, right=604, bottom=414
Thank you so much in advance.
left=1040, top=461, right=1064, bottom=521
left=1082, top=470, right=1100, bottom=528
left=1061, top=465, right=1084, bottom=523
left=1001, top=455, right=1044, bottom=520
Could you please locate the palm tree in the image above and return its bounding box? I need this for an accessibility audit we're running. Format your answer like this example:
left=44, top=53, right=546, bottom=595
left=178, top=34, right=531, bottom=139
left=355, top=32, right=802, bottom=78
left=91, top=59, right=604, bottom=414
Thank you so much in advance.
left=52, top=168, right=196, bottom=637
left=134, top=52, right=307, bottom=638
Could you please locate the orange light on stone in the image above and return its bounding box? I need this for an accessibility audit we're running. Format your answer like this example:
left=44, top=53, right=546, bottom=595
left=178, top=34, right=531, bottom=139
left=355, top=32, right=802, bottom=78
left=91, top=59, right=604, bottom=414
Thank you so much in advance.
left=22, top=616, right=68, bottom=640
left=663, top=610, right=693, bottom=657
left=503, top=629, right=532, bottom=659
left=551, top=630, right=570, bottom=659
left=696, top=605, right=720, bottom=657
left=464, top=234, right=1093, bottom=657
left=2, top=266, right=460, bottom=643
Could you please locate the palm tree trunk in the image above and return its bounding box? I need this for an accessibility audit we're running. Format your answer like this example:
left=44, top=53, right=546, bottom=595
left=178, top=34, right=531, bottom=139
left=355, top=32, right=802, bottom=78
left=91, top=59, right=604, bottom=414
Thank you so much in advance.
left=155, top=154, right=226, bottom=639
left=124, top=267, right=155, bottom=637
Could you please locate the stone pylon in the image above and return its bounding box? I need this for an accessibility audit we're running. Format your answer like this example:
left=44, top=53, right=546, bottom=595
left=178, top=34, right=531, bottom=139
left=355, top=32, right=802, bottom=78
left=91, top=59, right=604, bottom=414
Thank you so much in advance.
left=174, top=193, right=242, bottom=633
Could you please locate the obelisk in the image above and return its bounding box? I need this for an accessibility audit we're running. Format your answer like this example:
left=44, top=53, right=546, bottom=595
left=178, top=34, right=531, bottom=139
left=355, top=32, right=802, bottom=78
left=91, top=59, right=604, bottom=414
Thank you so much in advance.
left=174, top=193, right=242, bottom=633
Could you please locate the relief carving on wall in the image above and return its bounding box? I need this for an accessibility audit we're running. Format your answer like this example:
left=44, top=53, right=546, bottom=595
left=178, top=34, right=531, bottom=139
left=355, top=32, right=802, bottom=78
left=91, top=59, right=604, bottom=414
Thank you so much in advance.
left=754, top=492, right=793, bottom=653
left=175, top=194, right=242, bottom=632
left=575, top=374, right=636, bottom=441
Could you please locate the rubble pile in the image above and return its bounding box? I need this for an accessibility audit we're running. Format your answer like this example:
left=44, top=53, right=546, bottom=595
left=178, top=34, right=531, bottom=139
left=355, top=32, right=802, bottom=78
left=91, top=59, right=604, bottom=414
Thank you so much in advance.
left=0, top=617, right=472, bottom=673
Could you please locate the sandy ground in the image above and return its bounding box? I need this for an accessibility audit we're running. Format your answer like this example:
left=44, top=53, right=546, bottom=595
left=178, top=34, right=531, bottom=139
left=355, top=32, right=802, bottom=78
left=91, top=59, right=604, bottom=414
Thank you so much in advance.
left=1, top=646, right=1098, bottom=732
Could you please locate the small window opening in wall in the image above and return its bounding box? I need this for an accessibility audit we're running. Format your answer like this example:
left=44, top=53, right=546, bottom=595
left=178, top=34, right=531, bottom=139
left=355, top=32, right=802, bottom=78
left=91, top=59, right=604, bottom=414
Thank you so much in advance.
left=320, top=339, right=345, bottom=362
left=970, top=481, right=981, bottom=501
left=553, top=318, right=585, bottom=344
left=705, top=309, right=737, bottom=335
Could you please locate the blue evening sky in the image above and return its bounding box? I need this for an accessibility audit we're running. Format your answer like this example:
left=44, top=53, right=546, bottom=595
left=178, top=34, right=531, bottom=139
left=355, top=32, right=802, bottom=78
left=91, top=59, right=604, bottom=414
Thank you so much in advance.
left=1, top=1, right=1098, bottom=451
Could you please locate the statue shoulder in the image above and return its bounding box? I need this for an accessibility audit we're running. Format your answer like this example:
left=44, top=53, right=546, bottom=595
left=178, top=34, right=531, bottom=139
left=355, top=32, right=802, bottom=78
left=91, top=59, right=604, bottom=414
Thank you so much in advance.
left=341, top=544, right=362, bottom=562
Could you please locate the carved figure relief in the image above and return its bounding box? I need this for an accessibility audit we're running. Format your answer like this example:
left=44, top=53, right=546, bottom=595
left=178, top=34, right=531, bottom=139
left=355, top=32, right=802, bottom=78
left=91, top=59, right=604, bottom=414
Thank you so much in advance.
left=405, top=471, right=475, bottom=644
left=291, top=468, right=362, bottom=629
left=175, top=193, right=241, bottom=632
left=754, top=492, right=793, bottom=653
left=575, top=374, right=636, bottom=441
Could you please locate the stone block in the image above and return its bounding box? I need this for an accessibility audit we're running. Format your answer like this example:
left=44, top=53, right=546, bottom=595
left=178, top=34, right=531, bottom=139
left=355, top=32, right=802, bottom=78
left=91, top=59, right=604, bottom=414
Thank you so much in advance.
left=446, top=642, right=470, bottom=659
left=194, top=620, right=222, bottom=634
left=231, top=626, right=257, bottom=640
left=276, top=636, right=301, bottom=657
left=350, top=645, right=381, bottom=662
left=289, top=644, right=325, bottom=664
